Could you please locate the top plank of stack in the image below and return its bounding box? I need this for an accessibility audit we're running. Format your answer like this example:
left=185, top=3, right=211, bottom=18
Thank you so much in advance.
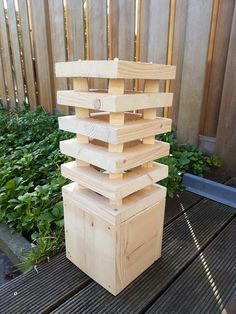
left=55, top=60, right=176, bottom=80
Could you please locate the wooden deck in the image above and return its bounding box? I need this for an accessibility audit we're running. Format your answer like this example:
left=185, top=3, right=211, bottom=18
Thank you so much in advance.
left=0, top=179, right=235, bottom=313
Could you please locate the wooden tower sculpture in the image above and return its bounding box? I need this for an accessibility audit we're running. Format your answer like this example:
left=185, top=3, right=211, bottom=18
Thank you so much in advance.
left=55, top=60, right=176, bottom=295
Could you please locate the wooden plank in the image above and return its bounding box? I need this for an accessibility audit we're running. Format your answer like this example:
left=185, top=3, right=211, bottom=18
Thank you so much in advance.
left=57, top=90, right=173, bottom=112
left=63, top=184, right=166, bottom=295
left=55, top=60, right=176, bottom=79
left=110, top=0, right=135, bottom=89
left=140, top=0, right=170, bottom=95
left=200, top=0, right=235, bottom=137
left=48, top=0, right=68, bottom=115
left=7, top=0, right=25, bottom=105
left=87, top=0, right=107, bottom=89
left=168, top=0, right=188, bottom=127
left=0, top=0, right=15, bottom=106
left=60, top=139, right=169, bottom=173
left=59, top=115, right=171, bottom=144
left=63, top=182, right=166, bottom=225
left=0, top=50, right=7, bottom=107
left=176, top=0, right=213, bottom=145
left=62, top=161, right=168, bottom=201
left=216, top=4, right=236, bottom=176
left=30, top=0, right=54, bottom=113
left=18, top=0, right=37, bottom=109
left=66, top=0, right=84, bottom=61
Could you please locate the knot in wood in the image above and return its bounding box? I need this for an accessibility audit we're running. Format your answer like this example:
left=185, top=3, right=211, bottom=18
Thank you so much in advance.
left=94, top=99, right=101, bottom=109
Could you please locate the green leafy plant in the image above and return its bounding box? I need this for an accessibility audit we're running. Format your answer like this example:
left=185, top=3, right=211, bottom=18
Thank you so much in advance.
left=0, top=105, right=72, bottom=270
left=156, top=132, right=222, bottom=197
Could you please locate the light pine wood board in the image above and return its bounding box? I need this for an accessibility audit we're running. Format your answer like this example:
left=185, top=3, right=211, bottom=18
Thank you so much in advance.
left=48, top=0, right=68, bottom=115
left=0, top=0, right=15, bottom=106
left=62, top=182, right=166, bottom=225
left=18, top=0, right=37, bottom=109
left=59, top=115, right=172, bottom=144
left=60, top=139, right=169, bottom=173
left=57, top=90, right=173, bottom=112
left=30, top=0, right=54, bottom=113
left=61, top=161, right=168, bottom=201
left=63, top=184, right=165, bottom=294
left=176, top=0, right=213, bottom=145
left=7, top=0, right=25, bottom=105
left=55, top=60, right=176, bottom=80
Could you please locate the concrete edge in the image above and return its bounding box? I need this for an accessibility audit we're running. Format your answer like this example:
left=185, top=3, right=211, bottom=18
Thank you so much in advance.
left=0, top=223, right=31, bottom=265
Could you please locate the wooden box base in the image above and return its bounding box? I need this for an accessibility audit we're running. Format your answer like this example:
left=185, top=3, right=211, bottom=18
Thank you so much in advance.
left=62, top=183, right=166, bottom=295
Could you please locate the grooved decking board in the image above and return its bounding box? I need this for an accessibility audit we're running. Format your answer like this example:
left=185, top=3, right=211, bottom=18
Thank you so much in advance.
left=57, top=90, right=173, bottom=112
left=62, top=161, right=168, bottom=201
left=0, top=253, right=91, bottom=313
left=60, top=139, right=169, bottom=173
left=59, top=115, right=171, bottom=144
left=50, top=199, right=236, bottom=313
left=146, top=218, right=236, bottom=313
left=55, top=60, right=176, bottom=79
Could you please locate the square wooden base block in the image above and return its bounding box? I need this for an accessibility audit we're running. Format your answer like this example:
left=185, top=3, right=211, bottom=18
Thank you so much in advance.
left=63, top=183, right=166, bottom=295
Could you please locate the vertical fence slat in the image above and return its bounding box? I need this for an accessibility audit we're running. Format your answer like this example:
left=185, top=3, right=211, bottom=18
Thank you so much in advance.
left=30, top=0, right=54, bottom=113
left=110, top=0, right=135, bottom=90
left=66, top=0, right=85, bottom=61
left=216, top=3, right=236, bottom=175
left=87, top=0, right=107, bottom=89
left=18, top=0, right=37, bottom=109
left=140, top=0, right=170, bottom=115
left=0, top=0, right=15, bottom=106
left=0, top=50, right=7, bottom=107
left=200, top=0, right=235, bottom=138
left=176, top=0, right=213, bottom=145
left=48, top=0, right=68, bottom=114
left=140, top=0, right=170, bottom=67
left=110, top=0, right=135, bottom=61
left=7, top=0, right=25, bottom=105
left=168, top=0, right=188, bottom=127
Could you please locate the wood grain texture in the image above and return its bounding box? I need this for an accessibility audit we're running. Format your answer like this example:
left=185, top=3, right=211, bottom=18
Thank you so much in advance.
left=59, top=115, right=171, bottom=144
left=62, top=161, right=168, bottom=201
left=60, top=139, right=169, bottom=173
left=0, top=50, right=7, bottom=107
left=140, top=0, right=170, bottom=97
left=56, top=60, right=176, bottom=79
left=0, top=0, right=15, bottom=106
left=87, top=0, right=107, bottom=89
left=177, top=0, right=213, bottom=145
left=7, top=0, right=25, bottom=105
left=48, top=0, right=68, bottom=114
left=18, top=0, right=37, bottom=108
left=110, top=0, right=135, bottom=90
left=216, top=3, right=236, bottom=176
left=63, top=184, right=166, bottom=295
left=200, top=0, right=235, bottom=137
left=168, top=0, right=188, bottom=127
left=30, top=0, right=54, bottom=113
left=57, top=90, right=173, bottom=112
left=66, top=0, right=84, bottom=60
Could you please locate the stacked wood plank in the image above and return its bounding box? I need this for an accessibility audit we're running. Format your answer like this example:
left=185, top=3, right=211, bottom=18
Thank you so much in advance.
left=56, top=60, right=176, bottom=295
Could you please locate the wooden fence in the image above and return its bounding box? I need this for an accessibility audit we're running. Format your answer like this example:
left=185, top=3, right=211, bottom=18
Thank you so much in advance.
left=0, top=0, right=235, bottom=175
